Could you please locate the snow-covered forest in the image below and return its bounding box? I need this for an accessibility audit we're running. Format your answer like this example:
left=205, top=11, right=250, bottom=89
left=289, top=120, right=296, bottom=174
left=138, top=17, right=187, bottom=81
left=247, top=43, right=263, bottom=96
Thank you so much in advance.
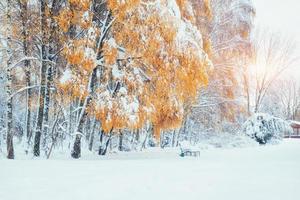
left=0, top=0, right=253, bottom=159
left=0, top=0, right=299, bottom=159
left=1, top=0, right=300, bottom=200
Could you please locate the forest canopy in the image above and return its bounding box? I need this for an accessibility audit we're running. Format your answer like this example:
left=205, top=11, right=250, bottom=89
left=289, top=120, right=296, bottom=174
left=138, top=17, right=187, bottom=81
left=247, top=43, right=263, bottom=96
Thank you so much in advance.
left=0, top=0, right=256, bottom=159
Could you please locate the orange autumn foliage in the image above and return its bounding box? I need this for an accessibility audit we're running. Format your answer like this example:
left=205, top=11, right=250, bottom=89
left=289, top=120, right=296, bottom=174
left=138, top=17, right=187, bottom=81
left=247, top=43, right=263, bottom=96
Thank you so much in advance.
left=103, top=43, right=118, bottom=65
left=57, top=0, right=212, bottom=141
left=103, top=0, right=211, bottom=140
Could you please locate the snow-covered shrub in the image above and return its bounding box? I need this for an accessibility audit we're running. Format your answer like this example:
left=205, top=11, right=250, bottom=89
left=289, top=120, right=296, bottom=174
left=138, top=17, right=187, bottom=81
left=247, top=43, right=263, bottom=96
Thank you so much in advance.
left=242, top=113, right=293, bottom=144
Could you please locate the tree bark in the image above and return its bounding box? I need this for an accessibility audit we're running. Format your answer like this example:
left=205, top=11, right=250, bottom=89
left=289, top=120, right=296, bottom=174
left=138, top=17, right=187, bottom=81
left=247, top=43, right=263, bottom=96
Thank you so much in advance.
left=6, top=0, right=14, bottom=159
left=98, top=130, right=104, bottom=155
left=118, top=131, right=123, bottom=151
left=43, top=0, right=60, bottom=146
left=25, top=69, right=32, bottom=141
left=33, top=0, right=48, bottom=157
left=18, top=0, right=32, bottom=142
left=71, top=6, right=113, bottom=158
left=71, top=68, right=97, bottom=158
left=172, top=130, right=176, bottom=147
left=99, top=130, right=112, bottom=156
left=42, top=65, right=52, bottom=149
left=88, top=119, right=96, bottom=151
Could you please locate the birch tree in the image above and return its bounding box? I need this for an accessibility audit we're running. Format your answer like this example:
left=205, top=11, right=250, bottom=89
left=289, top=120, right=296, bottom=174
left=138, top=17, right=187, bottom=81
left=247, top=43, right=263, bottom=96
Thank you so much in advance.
left=5, top=0, right=14, bottom=159
left=55, top=0, right=211, bottom=158
left=17, top=0, right=32, bottom=142
left=251, top=30, right=298, bottom=113
left=33, top=0, right=49, bottom=157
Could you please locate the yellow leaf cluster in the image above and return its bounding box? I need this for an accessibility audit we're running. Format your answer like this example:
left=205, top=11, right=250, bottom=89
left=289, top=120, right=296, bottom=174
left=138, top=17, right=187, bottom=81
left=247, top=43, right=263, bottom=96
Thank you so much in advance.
left=56, top=9, right=73, bottom=32
left=103, top=43, right=118, bottom=65
left=57, top=0, right=211, bottom=140
left=103, top=0, right=210, bottom=139
left=69, top=0, right=91, bottom=11
left=56, top=1, right=92, bottom=32
left=107, top=0, right=140, bottom=20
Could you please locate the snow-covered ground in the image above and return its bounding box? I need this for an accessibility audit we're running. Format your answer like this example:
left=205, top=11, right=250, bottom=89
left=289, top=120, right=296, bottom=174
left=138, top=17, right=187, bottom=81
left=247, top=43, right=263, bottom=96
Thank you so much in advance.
left=1, top=139, right=300, bottom=200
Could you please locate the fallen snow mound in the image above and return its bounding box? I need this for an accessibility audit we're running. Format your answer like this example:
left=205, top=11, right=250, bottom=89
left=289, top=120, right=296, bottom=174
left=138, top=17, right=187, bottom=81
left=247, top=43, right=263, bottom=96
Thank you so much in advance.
left=242, top=113, right=293, bottom=144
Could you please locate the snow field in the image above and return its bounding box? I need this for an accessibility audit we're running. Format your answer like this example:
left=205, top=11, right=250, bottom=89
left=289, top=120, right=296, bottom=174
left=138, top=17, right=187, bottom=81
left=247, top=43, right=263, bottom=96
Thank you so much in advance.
left=0, top=139, right=299, bottom=200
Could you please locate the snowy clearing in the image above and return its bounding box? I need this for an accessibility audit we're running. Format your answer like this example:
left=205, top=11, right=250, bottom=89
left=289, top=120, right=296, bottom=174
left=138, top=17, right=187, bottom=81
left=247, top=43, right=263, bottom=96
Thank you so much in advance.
left=1, top=139, right=300, bottom=200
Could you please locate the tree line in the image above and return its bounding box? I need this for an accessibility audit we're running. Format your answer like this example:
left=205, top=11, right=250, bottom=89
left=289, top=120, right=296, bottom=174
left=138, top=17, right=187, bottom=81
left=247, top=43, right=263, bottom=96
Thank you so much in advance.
left=0, top=0, right=265, bottom=159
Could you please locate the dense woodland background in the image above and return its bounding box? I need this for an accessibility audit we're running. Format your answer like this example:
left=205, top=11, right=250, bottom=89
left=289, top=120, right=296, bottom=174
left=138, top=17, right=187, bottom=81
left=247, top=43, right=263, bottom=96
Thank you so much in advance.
left=0, top=0, right=299, bottom=159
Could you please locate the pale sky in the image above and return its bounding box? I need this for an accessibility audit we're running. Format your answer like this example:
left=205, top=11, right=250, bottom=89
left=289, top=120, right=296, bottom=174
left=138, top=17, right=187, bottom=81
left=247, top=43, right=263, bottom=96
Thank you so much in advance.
left=253, top=0, right=300, bottom=78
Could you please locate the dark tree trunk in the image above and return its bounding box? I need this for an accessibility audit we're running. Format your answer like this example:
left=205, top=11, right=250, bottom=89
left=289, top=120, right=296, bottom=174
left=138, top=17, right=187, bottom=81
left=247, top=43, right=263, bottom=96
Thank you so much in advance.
left=118, top=131, right=123, bottom=151
left=100, top=135, right=112, bottom=156
left=42, top=65, right=52, bottom=146
left=18, top=0, right=32, bottom=142
left=71, top=68, right=97, bottom=158
left=71, top=135, right=82, bottom=158
left=33, top=0, right=48, bottom=157
left=98, top=129, right=113, bottom=155
left=98, top=130, right=104, bottom=155
left=43, top=0, right=59, bottom=144
left=135, top=129, right=140, bottom=142
left=25, top=69, right=32, bottom=141
left=6, top=67, right=14, bottom=159
left=88, top=119, right=97, bottom=151
left=71, top=4, right=113, bottom=158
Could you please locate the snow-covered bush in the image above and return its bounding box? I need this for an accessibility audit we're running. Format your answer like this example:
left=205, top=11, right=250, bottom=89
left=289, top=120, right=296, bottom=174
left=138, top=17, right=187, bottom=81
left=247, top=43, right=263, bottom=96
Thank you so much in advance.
left=242, top=113, right=293, bottom=144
